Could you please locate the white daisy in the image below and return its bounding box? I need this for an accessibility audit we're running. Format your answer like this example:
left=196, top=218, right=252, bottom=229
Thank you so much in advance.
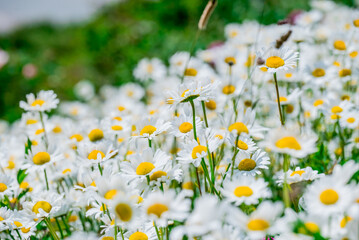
left=20, top=90, right=59, bottom=112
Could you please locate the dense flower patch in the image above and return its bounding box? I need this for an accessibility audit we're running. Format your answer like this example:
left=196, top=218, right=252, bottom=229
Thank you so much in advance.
left=0, top=1, right=359, bottom=240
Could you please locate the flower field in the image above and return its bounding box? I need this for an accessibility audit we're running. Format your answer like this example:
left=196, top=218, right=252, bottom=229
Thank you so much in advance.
left=0, top=0, right=359, bottom=240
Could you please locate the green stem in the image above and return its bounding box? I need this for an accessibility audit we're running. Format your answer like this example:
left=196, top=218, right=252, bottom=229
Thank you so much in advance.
left=189, top=100, right=197, bottom=141
left=55, top=217, right=64, bottom=239
left=148, top=139, right=152, bottom=148
left=154, top=221, right=162, bottom=240
left=200, top=158, right=221, bottom=198
left=61, top=215, right=71, bottom=235
left=44, top=169, right=49, bottom=191
left=273, top=72, right=285, bottom=126
left=98, top=163, right=103, bottom=176
left=201, top=101, right=209, bottom=128
left=195, top=167, right=202, bottom=195
left=283, top=154, right=291, bottom=208
left=45, top=218, right=60, bottom=240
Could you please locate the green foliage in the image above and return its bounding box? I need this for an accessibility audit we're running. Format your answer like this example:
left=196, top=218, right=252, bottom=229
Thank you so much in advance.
left=0, top=0, right=352, bottom=122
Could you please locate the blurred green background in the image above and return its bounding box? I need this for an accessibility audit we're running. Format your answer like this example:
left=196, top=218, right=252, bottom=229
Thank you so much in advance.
left=0, top=0, right=354, bottom=122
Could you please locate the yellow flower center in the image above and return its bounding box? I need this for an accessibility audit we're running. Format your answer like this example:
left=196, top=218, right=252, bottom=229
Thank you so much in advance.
left=14, top=221, right=22, bottom=227
left=115, top=203, right=132, bottom=222
left=331, top=106, right=343, bottom=114
left=184, top=68, right=198, bottom=77
left=147, top=203, right=169, bottom=218
left=265, top=56, right=285, bottom=69
left=275, top=136, right=301, bottom=150
left=7, top=159, right=15, bottom=169
left=290, top=170, right=305, bottom=176
left=129, top=232, right=148, bottom=240
left=26, top=119, right=38, bottom=125
left=333, top=40, right=346, bottom=50
left=260, top=67, right=268, bottom=72
left=101, top=237, right=114, bottom=240
left=150, top=171, right=167, bottom=181
left=192, top=145, right=207, bottom=159
left=32, top=201, right=52, bottom=214
left=237, top=140, right=248, bottom=150
left=35, top=128, right=44, bottom=135
left=312, top=68, right=326, bottom=77
left=88, top=129, right=104, bottom=142
left=87, top=150, right=105, bottom=160
left=339, top=69, right=351, bottom=77
left=31, top=99, right=45, bottom=107
left=277, top=96, right=288, bottom=103
left=353, top=19, right=359, bottom=27
left=33, top=152, right=51, bottom=165
left=205, top=100, right=216, bottom=110
left=70, top=134, right=84, bottom=142
left=62, top=169, right=71, bottom=175
left=104, top=189, right=117, bottom=200
left=320, top=189, right=339, bottom=205
left=304, top=222, right=320, bottom=233
left=234, top=186, right=253, bottom=197
left=118, top=106, right=126, bottom=112
left=238, top=158, right=256, bottom=171
left=21, top=227, right=31, bottom=233
left=349, top=51, right=358, bottom=58
left=340, top=216, right=352, bottom=228
left=225, top=56, right=236, bottom=65
left=222, top=85, right=236, bottom=95
left=111, top=125, right=123, bottom=131
left=285, top=73, right=293, bottom=78
left=20, top=182, right=29, bottom=189
left=179, top=122, right=193, bottom=133
left=136, top=162, right=155, bottom=175
left=347, top=117, right=355, bottom=123
left=0, top=183, right=7, bottom=192
left=146, top=64, right=153, bottom=73
left=140, top=125, right=157, bottom=136
left=52, top=126, right=62, bottom=133
left=228, top=122, right=249, bottom=135
left=182, top=181, right=194, bottom=190
left=247, top=219, right=270, bottom=231
left=313, top=99, right=324, bottom=107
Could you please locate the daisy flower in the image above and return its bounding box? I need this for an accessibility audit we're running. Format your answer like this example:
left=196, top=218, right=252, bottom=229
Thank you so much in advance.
left=20, top=90, right=59, bottom=112
left=133, top=58, right=166, bottom=82
left=221, top=175, right=271, bottom=205
left=230, top=201, right=283, bottom=239
left=177, top=138, right=218, bottom=167
left=303, top=176, right=354, bottom=216
left=257, top=47, right=299, bottom=73
left=133, top=117, right=171, bottom=140
left=276, top=166, right=324, bottom=186
left=23, top=143, right=62, bottom=173
left=143, top=190, right=190, bottom=226
left=77, top=140, right=118, bottom=167
left=121, top=148, right=170, bottom=183
left=233, top=149, right=270, bottom=176
left=263, top=126, right=317, bottom=158
left=22, top=191, right=63, bottom=219
left=227, top=133, right=258, bottom=154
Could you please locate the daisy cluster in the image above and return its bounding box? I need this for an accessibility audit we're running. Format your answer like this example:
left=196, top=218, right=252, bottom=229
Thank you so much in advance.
left=1, top=1, right=359, bottom=240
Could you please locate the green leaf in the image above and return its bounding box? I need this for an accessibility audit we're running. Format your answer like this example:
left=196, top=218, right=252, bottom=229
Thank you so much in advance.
left=17, top=169, right=28, bottom=184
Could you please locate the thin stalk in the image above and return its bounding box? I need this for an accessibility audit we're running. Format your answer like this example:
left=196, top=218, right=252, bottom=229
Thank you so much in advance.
left=283, top=154, right=291, bottom=208
left=148, top=139, right=152, bottom=148
left=154, top=221, right=162, bottom=240
left=201, top=101, right=209, bottom=128
left=273, top=72, right=285, bottom=126
left=189, top=100, right=197, bottom=141
left=45, top=218, right=60, bottom=240
left=55, top=217, right=64, bottom=239
left=195, top=168, right=202, bottom=195
left=44, top=169, right=49, bottom=191
left=61, top=216, right=71, bottom=235
left=98, top=163, right=103, bottom=176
